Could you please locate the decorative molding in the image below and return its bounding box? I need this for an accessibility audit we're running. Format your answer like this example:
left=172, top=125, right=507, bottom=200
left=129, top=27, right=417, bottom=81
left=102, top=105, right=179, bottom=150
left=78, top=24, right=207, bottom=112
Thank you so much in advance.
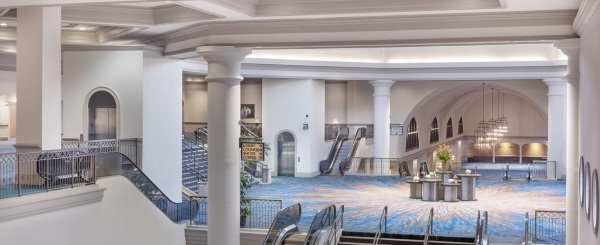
left=62, top=44, right=145, bottom=52
left=96, top=26, right=146, bottom=44
left=0, top=185, right=105, bottom=223
left=152, top=4, right=221, bottom=25
left=63, top=5, right=154, bottom=27
left=255, top=0, right=501, bottom=17
left=203, top=0, right=258, bottom=16
left=573, top=0, right=600, bottom=35
left=62, top=29, right=99, bottom=45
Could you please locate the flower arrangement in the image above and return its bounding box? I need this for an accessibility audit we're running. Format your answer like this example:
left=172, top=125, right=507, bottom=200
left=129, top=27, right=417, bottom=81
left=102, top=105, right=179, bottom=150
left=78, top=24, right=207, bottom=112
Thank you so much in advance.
left=413, top=176, right=420, bottom=181
left=465, top=169, right=472, bottom=174
left=435, top=144, right=452, bottom=164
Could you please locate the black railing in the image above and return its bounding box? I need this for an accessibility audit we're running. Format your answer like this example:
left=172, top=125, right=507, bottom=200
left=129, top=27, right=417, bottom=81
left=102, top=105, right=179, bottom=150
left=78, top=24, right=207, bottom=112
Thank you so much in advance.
left=320, top=127, right=349, bottom=174
left=190, top=196, right=282, bottom=229
left=341, top=157, right=402, bottom=175
left=325, top=124, right=373, bottom=141
left=533, top=210, right=566, bottom=244
left=263, top=203, right=302, bottom=245
left=305, top=204, right=336, bottom=245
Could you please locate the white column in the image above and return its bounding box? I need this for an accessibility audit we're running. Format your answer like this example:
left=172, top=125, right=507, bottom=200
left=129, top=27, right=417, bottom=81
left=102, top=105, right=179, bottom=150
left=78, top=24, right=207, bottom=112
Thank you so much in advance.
left=370, top=80, right=395, bottom=159
left=544, top=78, right=567, bottom=179
left=554, top=38, right=580, bottom=245
left=197, top=46, right=251, bottom=245
left=15, top=7, right=61, bottom=150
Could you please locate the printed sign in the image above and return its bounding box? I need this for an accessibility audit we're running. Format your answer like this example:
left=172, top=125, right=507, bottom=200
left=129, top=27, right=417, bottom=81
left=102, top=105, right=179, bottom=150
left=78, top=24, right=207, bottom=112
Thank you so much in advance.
left=241, top=142, right=265, bottom=161
left=390, top=124, right=403, bottom=135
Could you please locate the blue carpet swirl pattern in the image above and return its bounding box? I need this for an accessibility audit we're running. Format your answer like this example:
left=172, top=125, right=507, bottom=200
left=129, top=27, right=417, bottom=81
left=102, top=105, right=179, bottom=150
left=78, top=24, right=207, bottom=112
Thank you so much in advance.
left=245, top=175, right=565, bottom=238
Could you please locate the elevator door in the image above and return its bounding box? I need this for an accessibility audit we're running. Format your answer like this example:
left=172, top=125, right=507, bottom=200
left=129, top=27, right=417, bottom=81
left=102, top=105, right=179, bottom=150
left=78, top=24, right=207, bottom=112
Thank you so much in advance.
left=277, top=132, right=296, bottom=176
left=88, top=90, right=117, bottom=140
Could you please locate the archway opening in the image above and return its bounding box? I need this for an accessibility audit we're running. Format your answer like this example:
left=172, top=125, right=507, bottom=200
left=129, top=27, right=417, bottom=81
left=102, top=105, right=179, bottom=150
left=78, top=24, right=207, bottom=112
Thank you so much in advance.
left=277, top=131, right=295, bottom=176
left=88, top=90, right=117, bottom=140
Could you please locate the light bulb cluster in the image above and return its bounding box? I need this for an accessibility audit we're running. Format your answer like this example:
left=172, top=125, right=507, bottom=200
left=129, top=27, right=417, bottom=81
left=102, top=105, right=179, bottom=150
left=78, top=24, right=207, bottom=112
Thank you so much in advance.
left=474, top=84, right=510, bottom=153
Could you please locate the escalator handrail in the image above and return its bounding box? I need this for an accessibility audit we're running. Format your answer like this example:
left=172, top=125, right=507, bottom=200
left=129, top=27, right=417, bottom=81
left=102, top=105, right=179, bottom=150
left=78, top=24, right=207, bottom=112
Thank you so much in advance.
left=372, top=206, right=387, bottom=245
left=340, top=127, right=366, bottom=174
left=96, top=152, right=200, bottom=223
left=263, top=203, right=302, bottom=245
left=320, top=127, right=349, bottom=174
left=326, top=205, right=344, bottom=245
left=424, top=208, right=434, bottom=245
left=304, top=204, right=336, bottom=245
left=524, top=212, right=529, bottom=245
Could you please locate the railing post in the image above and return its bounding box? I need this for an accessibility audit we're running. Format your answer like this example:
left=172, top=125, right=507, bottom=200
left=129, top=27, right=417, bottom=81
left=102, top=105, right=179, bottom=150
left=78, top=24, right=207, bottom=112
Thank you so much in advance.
left=16, top=154, right=21, bottom=197
left=71, top=150, right=75, bottom=188
left=45, top=156, right=49, bottom=192
left=249, top=200, right=253, bottom=229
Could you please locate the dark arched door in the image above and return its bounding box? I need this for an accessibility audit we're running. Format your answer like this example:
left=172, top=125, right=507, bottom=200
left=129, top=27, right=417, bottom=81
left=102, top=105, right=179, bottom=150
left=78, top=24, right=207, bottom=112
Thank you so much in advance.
left=277, top=131, right=295, bottom=176
left=88, top=91, right=117, bottom=140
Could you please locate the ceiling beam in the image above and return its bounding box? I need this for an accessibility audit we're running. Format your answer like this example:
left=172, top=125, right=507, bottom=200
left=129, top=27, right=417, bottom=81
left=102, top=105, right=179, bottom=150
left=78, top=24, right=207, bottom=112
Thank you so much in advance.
left=0, top=0, right=167, bottom=8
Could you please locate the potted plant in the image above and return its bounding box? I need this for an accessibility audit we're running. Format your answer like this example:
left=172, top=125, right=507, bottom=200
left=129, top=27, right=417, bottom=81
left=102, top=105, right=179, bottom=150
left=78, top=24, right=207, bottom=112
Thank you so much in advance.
left=240, top=174, right=252, bottom=227
left=435, top=144, right=453, bottom=171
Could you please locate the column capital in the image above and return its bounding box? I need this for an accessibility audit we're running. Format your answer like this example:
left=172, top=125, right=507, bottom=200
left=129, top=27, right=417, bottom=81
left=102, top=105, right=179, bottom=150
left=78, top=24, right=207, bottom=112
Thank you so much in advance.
left=554, top=38, right=580, bottom=81
left=369, top=80, right=396, bottom=88
left=196, top=46, right=252, bottom=85
left=543, top=78, right=567, bottom=96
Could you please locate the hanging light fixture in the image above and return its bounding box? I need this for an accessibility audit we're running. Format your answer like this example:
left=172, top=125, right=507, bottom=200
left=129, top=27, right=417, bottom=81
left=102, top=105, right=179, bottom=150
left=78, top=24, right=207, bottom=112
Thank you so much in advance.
left=497, top=93, right=509, bottom=136
left=474, top=83, right=490, bottom=152
left=487, top=88, right=498, bottom=144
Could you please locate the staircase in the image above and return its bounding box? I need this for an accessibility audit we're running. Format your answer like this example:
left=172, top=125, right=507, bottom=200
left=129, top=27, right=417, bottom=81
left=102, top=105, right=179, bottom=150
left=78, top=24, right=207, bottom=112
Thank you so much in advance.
left=332, top=140, right=352, bottom=175
left=182, top=137, right=208, bottom=193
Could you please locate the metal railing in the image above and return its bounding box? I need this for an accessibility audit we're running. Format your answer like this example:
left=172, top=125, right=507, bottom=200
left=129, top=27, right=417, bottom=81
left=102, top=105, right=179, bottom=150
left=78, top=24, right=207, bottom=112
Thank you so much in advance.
left=342, top=158, right=402, bottom=175
left=532, top=160, right=557, bottom=179
left=525, top=212, right=530, bottom=245
left=325, top=124, right=373, bottom=141
left=240, top=122, right=262, bottom=138
left=305, top=204, right=337, bottom=245
left=263, top=203, right=302, bottom=245
left=424, top=208, right=434, bottom=245
left=0, top=148, right=95, bottom=198
left=474, top=210, right=488, bottom=245
left=190, top=197, right=282, bottom=229
left=372, top=206, right=387, bottom=245
left=61, top=138, right=140, bottom=166
left=326, top=205, right=344, bottom=245
left=533, top=210, right=566, bottom=244
left=320, top=127, right=349, bottom=174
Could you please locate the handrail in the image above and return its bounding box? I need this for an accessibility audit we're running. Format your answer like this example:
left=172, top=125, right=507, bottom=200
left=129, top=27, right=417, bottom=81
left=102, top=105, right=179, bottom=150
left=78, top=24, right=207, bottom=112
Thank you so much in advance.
left=326, top=205, right=344, bottom=245
left=304, top=204, right=336, bottom=245
left=320, top=127, right=349, bottom=174
left=372, top=206, right=387, bottom=245
left=263, top=203, right=302, bottom=245
left=424, top=208, right=434, bottom=245
left=182, top=161, right=207, bottom=181
left=339, top=128, right=366, bottom=174
left=524, top=212, right=530, bottom=245
left=474, top=211, right=481, bottom=245
left=474, top=211, right=488, bottom=245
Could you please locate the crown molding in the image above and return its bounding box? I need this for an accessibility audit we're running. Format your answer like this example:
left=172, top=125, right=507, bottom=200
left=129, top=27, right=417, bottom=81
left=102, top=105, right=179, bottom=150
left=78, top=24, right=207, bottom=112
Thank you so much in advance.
left=63, top=5, right=154, bottom=27
left=204, top=0, right=257, bottom=16
left=62, top=44, right=145, bottom=52
left=152, top=4, right=221, bottom=25
left=62, top=29, right=99, bottom=45
left=255, top=0, right=501, bottom=17
left=96, top=26, right=146, bottom=44
left=573, top=0, right=600, bottom=35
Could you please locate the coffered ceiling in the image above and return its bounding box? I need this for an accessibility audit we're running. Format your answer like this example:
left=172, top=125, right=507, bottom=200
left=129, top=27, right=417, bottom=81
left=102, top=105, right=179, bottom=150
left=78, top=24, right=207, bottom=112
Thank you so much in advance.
left=0, top=0, right=585, bottom=57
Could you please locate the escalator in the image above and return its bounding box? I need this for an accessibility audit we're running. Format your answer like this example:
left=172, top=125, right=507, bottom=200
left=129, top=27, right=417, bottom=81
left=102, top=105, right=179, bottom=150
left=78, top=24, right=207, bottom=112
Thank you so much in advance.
left=94, top=151, right=200, bottom=223
left=320, top=127, right=366, bottom=175
left=262, top=203, right=302, bottom=245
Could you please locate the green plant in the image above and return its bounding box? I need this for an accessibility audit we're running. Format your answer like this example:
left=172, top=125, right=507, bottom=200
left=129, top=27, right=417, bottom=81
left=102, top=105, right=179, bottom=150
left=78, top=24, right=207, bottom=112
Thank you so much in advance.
left=240, top=174, right=252, bottom=217
left=436, top=144, right=452, bottom=163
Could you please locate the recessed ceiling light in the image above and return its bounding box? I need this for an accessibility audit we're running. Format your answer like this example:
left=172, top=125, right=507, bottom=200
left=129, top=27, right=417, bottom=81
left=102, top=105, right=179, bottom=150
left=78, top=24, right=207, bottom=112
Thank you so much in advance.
left=0, top=23, right=7, bottom=27
left=78, top=27, right=86, bottom=31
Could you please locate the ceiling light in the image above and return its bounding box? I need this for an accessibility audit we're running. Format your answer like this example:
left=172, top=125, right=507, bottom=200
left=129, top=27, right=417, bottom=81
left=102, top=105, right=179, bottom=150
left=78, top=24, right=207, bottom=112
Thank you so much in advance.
left=0, top=23, right=6, bottom=27
left=78, top=27, right=86, bottom=31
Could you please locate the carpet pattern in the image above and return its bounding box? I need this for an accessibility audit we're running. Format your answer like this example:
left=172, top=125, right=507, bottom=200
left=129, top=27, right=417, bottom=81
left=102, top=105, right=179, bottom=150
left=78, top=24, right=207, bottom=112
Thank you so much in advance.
left=245, top=174, right=565, bottom=238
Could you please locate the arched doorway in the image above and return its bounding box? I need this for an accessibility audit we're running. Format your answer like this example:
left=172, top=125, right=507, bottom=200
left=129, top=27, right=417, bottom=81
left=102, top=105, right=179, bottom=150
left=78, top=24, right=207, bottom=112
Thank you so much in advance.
left=277, top=131, right=295, bottom=176
left=88, top=90, right=117, bottom=140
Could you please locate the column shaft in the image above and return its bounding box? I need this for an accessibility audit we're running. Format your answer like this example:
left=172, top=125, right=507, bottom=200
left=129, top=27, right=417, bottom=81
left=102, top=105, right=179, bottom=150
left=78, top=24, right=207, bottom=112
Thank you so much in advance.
left=370, top=80, right=395, bottom=159
left=197, top=46, right=251, bottom=245
left=15, top=7, right=62, bottom=150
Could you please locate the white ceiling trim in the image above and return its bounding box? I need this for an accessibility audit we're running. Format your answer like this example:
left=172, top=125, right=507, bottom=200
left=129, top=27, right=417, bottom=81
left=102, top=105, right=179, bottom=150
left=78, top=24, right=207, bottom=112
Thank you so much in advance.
left=573, top=0, right=600, bottom=35
left=0, top=0, right=167, bottom=8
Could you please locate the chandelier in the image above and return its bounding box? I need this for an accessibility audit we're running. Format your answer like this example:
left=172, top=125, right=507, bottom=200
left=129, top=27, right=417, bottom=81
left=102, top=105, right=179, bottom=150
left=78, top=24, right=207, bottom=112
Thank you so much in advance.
left=474, top=84, right=510, bottom=152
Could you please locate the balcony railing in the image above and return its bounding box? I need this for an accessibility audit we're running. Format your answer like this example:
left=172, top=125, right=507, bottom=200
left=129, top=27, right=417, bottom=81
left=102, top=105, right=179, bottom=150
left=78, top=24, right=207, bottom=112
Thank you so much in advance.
left=325, top=124, right=373, bottom=141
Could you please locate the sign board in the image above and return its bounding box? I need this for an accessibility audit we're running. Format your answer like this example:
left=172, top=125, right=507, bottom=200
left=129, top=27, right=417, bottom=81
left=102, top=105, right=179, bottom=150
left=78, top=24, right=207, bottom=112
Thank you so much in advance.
left=241, top=142, right=265, bottom=161
left=390, top=124, right=403, bottom=135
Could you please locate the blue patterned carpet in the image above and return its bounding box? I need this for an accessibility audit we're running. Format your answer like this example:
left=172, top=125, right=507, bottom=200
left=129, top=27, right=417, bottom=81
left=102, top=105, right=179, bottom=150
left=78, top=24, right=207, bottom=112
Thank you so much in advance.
left=245, top=174, right=565, bottom=238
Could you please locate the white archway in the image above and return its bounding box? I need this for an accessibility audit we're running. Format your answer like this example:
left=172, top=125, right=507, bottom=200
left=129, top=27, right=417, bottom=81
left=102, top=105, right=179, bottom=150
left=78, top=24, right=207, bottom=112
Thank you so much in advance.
left=83, top=87, right=120, bottom=141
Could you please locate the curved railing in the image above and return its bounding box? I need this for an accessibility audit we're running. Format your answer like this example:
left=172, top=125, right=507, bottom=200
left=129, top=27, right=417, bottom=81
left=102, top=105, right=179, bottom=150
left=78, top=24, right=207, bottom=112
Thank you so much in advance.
left=373, top=206, right=388, bottom=245
left=319, top=127, right=349, bottom=174
left=424, top=208, right=434, bottom=245
left=96, top=152, right=200, bottom=224
left=263, top=203, right=302, bottom=245
left=304, top=204, right=336, bottom=245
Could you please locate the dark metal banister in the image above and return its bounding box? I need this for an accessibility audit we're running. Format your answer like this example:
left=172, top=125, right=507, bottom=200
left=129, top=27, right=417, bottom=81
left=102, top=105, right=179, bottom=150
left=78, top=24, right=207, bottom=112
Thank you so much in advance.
left=348, top=127, right=366, bottom=158
left=304, top=204, right=336, bottom=245
left=424, top=208, right=434, bottom=245
left=372, top=206, right=387, bottom=245
left=263, top=203, right=302, bottom=245
left=320, top=127, right=349, bottom=174
left=325, top=205, right=345, bottom=245
left=182, top=161, right=207, bottom=181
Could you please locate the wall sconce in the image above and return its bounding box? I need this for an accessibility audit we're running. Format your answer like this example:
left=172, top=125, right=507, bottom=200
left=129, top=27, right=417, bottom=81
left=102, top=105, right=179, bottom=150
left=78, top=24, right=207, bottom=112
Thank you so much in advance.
left=332, top=118, right=339, bottom=124
left=303, top=114, right=309, bottom=130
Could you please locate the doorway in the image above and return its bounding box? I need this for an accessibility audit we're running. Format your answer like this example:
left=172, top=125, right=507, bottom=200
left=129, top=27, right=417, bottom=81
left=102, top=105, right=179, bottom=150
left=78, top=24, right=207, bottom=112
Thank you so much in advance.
left=88, top=91, right=117, bottom=140
left=277, top=131, right=295, bottom=176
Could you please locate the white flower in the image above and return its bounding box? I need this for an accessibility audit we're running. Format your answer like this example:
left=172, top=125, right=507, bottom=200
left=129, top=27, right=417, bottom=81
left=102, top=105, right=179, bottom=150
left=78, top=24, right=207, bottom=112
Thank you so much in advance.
left=466, top=169, right=472, bottom=174
left=448, top=179, right=455, bottom=183
left=413, top=176, right=420, bottom=181
left=425, top=174, right=431, bottom=179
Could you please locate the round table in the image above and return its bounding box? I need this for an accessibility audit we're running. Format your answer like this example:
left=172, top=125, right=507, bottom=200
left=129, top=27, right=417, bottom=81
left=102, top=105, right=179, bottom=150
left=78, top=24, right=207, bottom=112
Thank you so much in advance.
left=435, top=170, right=453, bottom=183
left=441, top=183, right=461, bottom=202
left=406, top=180, right=423, bottom=199
left=457, top=173, right=481, bottom=201
left=421, top=179, right=442, bottom=202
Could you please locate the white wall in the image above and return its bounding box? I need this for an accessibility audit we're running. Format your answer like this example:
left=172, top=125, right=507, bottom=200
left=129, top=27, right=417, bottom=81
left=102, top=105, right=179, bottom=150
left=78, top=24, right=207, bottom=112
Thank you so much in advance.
left=183, top=82, right=208, bottom=125
left=142, top=52, right=183, bottom=202
left=0, top=176, right=185, bottom=245
left=325, top=81, right=348, bottom=124
left=346, top=81, right=373, bottom=124
left=262, top=78, right=326, bottom=177
left=62, top=50, right=143, bottom=140
left=0, top=70, right=16, bottom=94
left=240, top=81, right=263, bottom=124
left=578, top=4, right=600, bottom=243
